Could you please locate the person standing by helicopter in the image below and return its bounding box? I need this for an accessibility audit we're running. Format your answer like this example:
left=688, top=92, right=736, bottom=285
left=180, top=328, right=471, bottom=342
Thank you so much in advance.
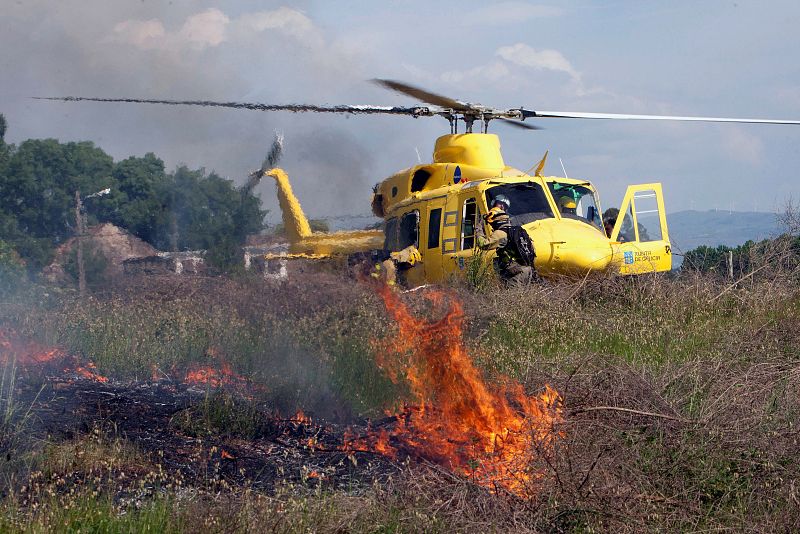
left=477, top=196, right=535, bottom=286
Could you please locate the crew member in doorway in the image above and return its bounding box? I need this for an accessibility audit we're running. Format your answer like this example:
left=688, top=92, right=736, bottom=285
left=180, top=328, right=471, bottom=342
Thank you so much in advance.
left=477, top=196, right=534, bottom=286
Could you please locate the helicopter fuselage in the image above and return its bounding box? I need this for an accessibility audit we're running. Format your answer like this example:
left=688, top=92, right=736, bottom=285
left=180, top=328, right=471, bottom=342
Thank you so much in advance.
left=266, top=132, right=671, bottom=282
left=371, top=133, right=672, bottom=282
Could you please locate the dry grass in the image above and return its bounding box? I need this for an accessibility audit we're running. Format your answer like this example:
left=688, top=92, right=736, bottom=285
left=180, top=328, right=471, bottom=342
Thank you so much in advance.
left=1, top=249, right=799, bottom=531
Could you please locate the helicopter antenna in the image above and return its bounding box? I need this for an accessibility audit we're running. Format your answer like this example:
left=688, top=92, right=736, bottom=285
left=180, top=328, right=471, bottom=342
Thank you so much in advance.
left=559, top=158, right=570, bottom=179
left=414, top=147, right=422, bottom=164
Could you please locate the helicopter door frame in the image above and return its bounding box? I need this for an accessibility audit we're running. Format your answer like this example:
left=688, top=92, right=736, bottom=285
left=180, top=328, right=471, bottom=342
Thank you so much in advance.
left=440, top=193, right=485, bottom=280
left=610, top=183, right=672, bottom=274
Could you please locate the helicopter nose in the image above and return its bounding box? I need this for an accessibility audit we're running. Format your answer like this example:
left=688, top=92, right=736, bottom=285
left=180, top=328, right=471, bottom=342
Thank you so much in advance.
left=551, top=243, right=614, bottom=272
left=526, top=221, right=613, bottom=274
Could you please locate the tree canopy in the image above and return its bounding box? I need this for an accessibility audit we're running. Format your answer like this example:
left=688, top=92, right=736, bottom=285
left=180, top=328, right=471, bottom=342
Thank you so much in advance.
left=682, top=235, right=800, bottom=276
left=0, top=113, right=267, bottom=271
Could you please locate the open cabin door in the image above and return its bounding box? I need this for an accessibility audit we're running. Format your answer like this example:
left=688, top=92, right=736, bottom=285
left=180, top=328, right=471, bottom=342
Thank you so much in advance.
left=610, top=183, right=672, bottom=274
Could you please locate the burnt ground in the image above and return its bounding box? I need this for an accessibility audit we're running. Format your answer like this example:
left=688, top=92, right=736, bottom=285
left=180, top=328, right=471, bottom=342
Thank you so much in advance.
left=8, top=372, right=401, bottom=496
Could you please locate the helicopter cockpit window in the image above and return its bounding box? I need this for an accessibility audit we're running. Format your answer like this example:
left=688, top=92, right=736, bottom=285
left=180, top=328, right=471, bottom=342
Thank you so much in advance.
left=548, top=182, right=602, bottom=229
left=399, top=210, right=420, bottom=249
left=617, top=206, right=637, bottom=242
left=485, top=183, right=553, bottom=226
left=461, top=198, right=477, bottom=250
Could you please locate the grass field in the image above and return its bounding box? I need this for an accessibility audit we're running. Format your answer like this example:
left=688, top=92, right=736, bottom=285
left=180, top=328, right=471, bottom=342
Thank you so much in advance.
left=1, top=262, right=799, bottom=532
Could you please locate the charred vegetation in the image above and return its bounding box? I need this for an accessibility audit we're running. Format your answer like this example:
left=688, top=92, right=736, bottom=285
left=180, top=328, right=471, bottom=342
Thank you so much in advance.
left=0, top=244, right=799, bottom=532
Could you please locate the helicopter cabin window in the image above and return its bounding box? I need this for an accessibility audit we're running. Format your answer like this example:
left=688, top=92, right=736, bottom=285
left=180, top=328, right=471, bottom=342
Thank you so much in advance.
left=461, top=198, right=477, bottom=249
left=427, top=208, right=442, bottom=249
left=399, top=210, right=420, bottom=249
left=384, top=217, right=399, bottom=250
left=548, top=182, right=603, bottom=230
left=411, top=169, right=431, bottom=193
left=485, top=183, right=553, bottom=226
left=617, top=206, right=638, bottom=243
left=631, top=190, right=662, bottom=242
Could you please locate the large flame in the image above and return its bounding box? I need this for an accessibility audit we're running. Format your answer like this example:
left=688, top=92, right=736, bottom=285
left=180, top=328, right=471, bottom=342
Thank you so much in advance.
left=346, top=285, right=563, bottom=495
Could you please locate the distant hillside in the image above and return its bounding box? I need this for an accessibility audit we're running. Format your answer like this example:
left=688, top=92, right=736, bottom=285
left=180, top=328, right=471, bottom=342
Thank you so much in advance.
left=668, top=210, right=782, bottom=267
left=322, top=214, right=381, bottom=232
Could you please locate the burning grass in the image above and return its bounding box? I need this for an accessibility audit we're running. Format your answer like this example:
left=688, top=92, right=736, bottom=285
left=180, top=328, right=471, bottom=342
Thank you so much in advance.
left=1, top=269, right=799, bottom=531
left=344, top=283, right=563, bottom=496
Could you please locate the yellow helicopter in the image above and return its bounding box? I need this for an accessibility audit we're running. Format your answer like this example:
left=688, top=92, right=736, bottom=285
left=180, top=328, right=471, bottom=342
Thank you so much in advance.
left=40, top=80, right=800, bottom=283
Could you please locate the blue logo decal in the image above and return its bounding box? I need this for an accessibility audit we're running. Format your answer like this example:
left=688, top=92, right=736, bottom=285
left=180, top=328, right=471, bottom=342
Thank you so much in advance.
left=453, top=166, right=462, bottom=184
left=624, top=251, right=634, bottom=265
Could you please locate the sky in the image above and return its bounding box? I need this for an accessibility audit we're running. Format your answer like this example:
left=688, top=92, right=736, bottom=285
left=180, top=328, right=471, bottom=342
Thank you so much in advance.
left=2, top=0, right=799, bottom=222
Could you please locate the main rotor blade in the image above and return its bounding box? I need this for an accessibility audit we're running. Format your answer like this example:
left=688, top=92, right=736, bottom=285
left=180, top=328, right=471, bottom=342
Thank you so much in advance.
left=521, top=109, right=800, bottom=125
left=33, top=96, right=431, bottom=116
left=264, top=131, right=284, bottom=171
left=372, top=79, right=471, bottom=111
left=497, top=117, right=542, bottom=130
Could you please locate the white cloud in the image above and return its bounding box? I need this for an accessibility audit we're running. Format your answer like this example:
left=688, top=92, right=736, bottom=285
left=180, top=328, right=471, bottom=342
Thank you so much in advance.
left=236, top=7, right=323, bottom=49
left=111, top=7, right=330, bottom=55
left=437, top=43, right=580, bottom=94
left=241, top=7, right=315, bottom=38
left=496, top=43, right=580, bottom=80
left=110, top=8, right=229, bottom=52
left=178, top=9, right=229, bottom=49
left=461, top=3, right=562, bottom=26
left=441, top=61, right=510, bottom=84
left=111, top=19, right=166, bottom=50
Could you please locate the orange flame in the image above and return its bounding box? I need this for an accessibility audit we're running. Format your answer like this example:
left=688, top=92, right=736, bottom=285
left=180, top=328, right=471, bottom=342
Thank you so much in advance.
left=1, top=328, right=109, bottom=383
left=291, top=410, right=312, bottom=425
left=183, top=348, right=249, bottom=389
left=0, top=328, right=63, bottom=366
left=346, top=285, right=563, bottom=495
left=73, top=362, right=109, bottom=383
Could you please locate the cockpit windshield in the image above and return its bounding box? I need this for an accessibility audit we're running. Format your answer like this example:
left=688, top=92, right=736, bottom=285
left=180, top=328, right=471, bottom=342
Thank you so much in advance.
left=485, top=182, right=554, bottom=226
left=548, top=181, right=602, bottom=229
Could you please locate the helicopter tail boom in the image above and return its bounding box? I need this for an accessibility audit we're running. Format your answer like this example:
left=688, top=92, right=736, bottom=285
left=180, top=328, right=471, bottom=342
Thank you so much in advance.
left=267, top=168, right=313, bottom=242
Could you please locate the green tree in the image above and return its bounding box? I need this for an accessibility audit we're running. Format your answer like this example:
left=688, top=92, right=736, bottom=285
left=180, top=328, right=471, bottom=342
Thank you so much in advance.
left=0, top=238, right=22, bottom=267
left=0, top=238, right=26, bottom=296
left=93, top=153, right=169, bottom=244
left=0, top=114, right=8, bottom=169
left=155, top=166, right=266, bottom=270
left=0, top=117, right=265, bottom=272
left=0, top=114, right=14, bottom=251
left=683, top=237, right=800, bottom=276
left=0, top=139, right=113, bottom=267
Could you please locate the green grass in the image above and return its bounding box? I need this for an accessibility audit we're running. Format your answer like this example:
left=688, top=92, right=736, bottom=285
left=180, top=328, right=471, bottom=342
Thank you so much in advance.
left=2, top=269, right=800, bottom=531
left=1, top=492, right=179, bottom=534
left=170, top=390, right=264, bottom=439
left=0, top=278, right=400, bottom=419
